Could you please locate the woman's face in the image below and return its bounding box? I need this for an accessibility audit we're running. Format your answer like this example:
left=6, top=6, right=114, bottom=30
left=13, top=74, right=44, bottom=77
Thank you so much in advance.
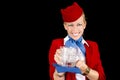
left=64, top=14, right=86, bottom=40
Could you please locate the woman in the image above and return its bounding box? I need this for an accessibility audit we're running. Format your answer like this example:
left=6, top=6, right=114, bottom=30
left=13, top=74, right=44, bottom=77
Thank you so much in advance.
left=48, top=2, right=106, bottom=80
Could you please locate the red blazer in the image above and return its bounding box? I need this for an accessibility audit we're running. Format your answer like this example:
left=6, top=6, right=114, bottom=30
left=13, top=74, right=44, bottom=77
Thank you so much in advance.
left=48, top=38, right=106, bottom=80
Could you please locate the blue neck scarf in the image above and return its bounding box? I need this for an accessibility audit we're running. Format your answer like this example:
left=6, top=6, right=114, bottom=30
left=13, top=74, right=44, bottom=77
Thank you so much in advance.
left=65, top=36, right=86, bottom=56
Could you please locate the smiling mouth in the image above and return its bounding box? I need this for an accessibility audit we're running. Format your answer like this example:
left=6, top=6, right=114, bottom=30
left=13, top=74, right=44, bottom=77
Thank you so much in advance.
left=72, top=32, right=80, bottom=36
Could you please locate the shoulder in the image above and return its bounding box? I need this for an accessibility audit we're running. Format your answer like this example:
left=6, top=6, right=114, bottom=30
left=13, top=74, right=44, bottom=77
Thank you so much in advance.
left=86, top=40, right=97, bottom=44
left=86, top=40, right=99, bottom=47
left=51, top=38, right=64, bottom=45
left=52, top=38, right=64, bottom=42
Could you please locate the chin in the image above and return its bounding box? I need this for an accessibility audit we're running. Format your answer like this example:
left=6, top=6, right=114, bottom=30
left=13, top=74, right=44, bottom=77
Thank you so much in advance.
left=72, top=37, right=79, bottom=40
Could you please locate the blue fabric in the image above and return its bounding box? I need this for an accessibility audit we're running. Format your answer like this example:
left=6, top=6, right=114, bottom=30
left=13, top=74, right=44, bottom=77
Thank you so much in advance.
left=65, top=36, right=86, bottom=56
left=76, top=39, right=86, bottom=56
left=53, top=63, right=82, bottom=74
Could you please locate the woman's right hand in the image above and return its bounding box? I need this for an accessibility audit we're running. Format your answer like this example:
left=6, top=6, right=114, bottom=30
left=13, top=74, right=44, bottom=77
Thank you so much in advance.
left=54, top=48, right=63, bottom=65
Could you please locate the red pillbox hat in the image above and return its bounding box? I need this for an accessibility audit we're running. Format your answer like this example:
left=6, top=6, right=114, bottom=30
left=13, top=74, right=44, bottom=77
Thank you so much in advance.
left=61, top=2, right=83, bottom=22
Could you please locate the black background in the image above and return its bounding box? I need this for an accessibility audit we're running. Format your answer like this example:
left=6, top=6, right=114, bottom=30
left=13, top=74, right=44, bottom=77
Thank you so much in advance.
left=16, top=0, right=119, bottom=80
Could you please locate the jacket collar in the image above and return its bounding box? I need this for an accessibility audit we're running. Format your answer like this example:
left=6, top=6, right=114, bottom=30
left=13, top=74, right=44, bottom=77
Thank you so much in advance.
left=64, top=35, right=89, bottom=47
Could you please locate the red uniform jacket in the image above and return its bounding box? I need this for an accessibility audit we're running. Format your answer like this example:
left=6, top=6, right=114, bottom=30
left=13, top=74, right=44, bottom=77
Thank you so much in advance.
left=48, top=38, right=106, bottom=80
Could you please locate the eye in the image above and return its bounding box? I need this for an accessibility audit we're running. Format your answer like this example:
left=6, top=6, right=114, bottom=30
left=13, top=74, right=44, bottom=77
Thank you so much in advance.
left=77, top=23, right=82, bottom=26
left=68, top=24, right=73, bottom=27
